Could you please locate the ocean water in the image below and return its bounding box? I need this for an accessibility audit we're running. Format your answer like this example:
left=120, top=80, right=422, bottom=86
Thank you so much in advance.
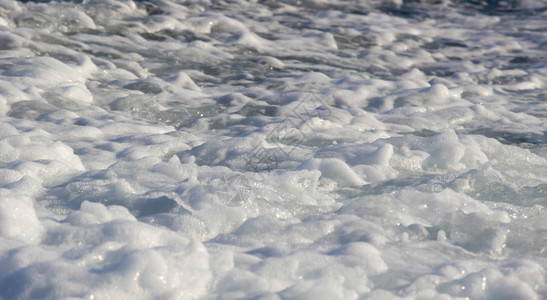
left=0, top=0, right=546, bottom=298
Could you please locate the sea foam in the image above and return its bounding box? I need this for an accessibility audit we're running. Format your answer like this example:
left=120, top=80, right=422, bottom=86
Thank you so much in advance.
left=0, top=0, right=545, bottom=298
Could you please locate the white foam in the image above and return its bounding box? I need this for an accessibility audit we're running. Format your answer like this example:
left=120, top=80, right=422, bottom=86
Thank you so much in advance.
left=0, top=194, right=44, bottom=244
left=0, top=0, right=545, bottom=298
left=298, top=158, right=367, bottom=187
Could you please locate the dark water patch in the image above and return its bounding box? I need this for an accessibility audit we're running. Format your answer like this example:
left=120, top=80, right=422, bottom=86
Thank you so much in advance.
left=423, top=38, right=468, bottom=50
left=7, top=100, right=58, bottom=120
left=451, top=0, right=547, bottom=15
left=16, top=0, right=83, bottom=2
left=470, top=128, right=546, bottom=148
left=380, top=5, right=432, bottom=20
left=123, top=81, right=163, bottom=95
left=357, top=175, right=443, bottom=197
left=334, top=34, right=375, bottom=50
left=509, top=56, right=541, bottom=65
left=237, top=104, right=280, bottom=117
left=410, top=129, right=440, bottom=137
left=133, top=196, right=181, bottom=218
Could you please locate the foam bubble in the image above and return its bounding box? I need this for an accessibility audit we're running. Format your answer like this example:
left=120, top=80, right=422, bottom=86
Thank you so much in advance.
left=298, top=158, right=367, bottom=187
left=0, top=195, right=44, bottom=243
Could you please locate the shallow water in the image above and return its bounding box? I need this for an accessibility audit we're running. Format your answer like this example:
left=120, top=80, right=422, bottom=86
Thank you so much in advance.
left=0, top=0, right=546, bottom=299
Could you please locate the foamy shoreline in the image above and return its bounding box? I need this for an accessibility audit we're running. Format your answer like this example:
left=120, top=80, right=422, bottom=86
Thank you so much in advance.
left=0, top=0, right=545, bottom=298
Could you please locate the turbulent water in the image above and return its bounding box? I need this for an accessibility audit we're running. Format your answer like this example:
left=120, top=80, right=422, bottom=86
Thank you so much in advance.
left=0, top=0, right=546, bottom=299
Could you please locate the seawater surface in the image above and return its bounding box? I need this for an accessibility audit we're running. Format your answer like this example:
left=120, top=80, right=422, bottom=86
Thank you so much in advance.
left=0, top=0, right=546, bottom=299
